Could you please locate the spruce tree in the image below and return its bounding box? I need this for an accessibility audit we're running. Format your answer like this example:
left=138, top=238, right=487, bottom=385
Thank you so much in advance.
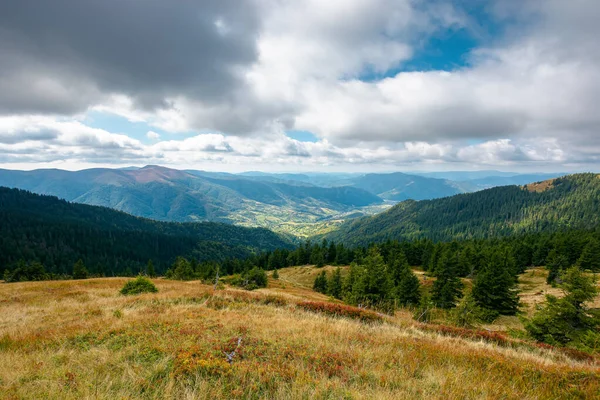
left=395, top=266, right=421, bottom=307
left=431, top=249, right=463, bottom=309
left=471, top=249, right=519, bottom=319
left=546, top=249, right=569, bottom=284
left=389, top=248, right=420, bottom=306
left=146, top=260, right=156, bottom=277
left=359, top=248, right=393, bottom=309
left=389, top=249, right=410, bottom=286
left=313, top=271, right=328, bottom=293
left=72, top=259, right=88, bottom=279
left=578, top=238, right=600, bottom=272
left=327, top=267, right=342, bottom=299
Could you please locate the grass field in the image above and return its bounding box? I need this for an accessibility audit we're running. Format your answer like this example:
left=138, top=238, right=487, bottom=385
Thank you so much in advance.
left=0, top=268, right=599, bottom=399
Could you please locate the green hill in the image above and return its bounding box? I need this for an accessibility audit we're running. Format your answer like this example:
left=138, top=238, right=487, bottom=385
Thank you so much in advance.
left=0, top=187, right=291, bottom=277
left=325, top=174, right=600, bottom=246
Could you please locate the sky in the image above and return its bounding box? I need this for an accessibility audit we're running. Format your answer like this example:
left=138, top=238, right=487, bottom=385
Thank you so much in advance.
left=0, top=0, right=599, bottom=173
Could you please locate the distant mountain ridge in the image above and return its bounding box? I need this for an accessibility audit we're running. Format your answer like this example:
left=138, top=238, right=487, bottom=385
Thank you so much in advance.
left=0, top=166, right=383, bottom=234
left=0, top=166, right=573, bottom=237
left=324, top=174, right=600, bottom=245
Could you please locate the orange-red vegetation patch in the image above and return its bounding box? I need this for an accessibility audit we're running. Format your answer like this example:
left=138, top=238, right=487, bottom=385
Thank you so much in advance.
left=523, top=179, right=556, bottom=192
left=297, top=301, right=384, bottom=323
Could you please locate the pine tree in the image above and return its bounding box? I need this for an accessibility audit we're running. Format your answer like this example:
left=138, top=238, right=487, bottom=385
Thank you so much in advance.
left=546, top=249, right=569, bottom=284
left=72, top=259, right=88, bottom=279
left=395, top=266, right=421, bottom=307
left=389, top=249, right=420, bottom=306
left=431, top=249, right=463, bottom=309
left=327, top=241, right=337, bottom=264
left=578, top=238, right=600, bottom=272
left=311, top=249, right=325, bottom=268
left=357, top=248, right=393, bottom=310
left=313, top=271, right=328, bottom=293
left=471, top=249, right=519, bottom=319
left=327, top=267, right=343, bottom=299
left=146, top=260, right=156, bottom=277
left=272, top=268, right=279, bottom=279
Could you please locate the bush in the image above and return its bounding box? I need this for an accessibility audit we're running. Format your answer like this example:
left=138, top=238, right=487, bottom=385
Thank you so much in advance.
left=220, top=268, right=268, bottom=291
left=244, top=267, right=267, bottom=289
left=451, top=294, right=485, bottom=327
left=120, top=276, right=158, bottom=295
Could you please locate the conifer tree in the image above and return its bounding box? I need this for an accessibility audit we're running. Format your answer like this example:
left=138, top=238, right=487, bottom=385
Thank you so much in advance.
left=471, top=249, right=519, bottom=319
left=546, top=249, right=569, bottom=284
left=327, top=267, right=343, bottom=299
left=327, top=241, right=337, bottom=264
left=146, top=260, right=156, bottom=277
left=313, top=271, right=328, bottom=293
left=578, top=238, right=600, bottom=272
left=431, top=249, right=463, bottom=309
left=272, top=268, right=279, bottom=279
left=389, top=249, right=420, bottom=306
left=358, top=248, right=393, bottom=309
left=395, top=266, right=421, bottom=307
left=72, top=259, right=88, bottom=279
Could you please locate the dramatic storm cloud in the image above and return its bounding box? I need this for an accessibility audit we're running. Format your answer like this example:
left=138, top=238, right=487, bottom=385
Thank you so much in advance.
left=0, top=0, right=599, bottom=171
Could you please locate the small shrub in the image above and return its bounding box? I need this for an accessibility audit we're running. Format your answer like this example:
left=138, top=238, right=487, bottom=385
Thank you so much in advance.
left=244, top=267, right=268, bottom=290
left=222, top=268, right=268, bottom=290
left=120, top=276, right=158, bottom=295
left=297, top=301, right=383, bottom=323
left=451, top=294, right=485, bottom=327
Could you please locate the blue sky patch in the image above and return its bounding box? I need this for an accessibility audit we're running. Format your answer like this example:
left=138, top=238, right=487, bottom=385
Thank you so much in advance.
left=286, top=130, right=319, bottom=143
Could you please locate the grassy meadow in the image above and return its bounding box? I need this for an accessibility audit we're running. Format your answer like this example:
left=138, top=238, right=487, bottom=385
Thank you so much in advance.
left=0, top=268, right=599, bottom=399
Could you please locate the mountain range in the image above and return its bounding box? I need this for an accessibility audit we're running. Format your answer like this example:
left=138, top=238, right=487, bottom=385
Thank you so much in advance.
left=0, top=165, right=568, bottom=236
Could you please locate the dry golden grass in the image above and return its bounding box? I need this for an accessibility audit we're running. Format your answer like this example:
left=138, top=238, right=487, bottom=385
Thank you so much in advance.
left=0, top=275, right=599, bottom=399
left=519, top=267, right=600, bottom=314
left=523, top=179, right=557, bottom=193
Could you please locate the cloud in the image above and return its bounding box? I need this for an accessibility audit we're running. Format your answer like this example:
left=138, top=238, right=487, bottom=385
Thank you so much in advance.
left=0, top=115, right=592, bottom=171
left=0, top=0, right=260, bottom=115
left=146, top=131, right=161, bottom=141
left=0, top=0, right=599, bottom=170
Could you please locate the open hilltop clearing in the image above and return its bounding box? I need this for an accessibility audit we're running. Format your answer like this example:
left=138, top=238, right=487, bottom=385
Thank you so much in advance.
left=1, top=269, right=599, bottom=399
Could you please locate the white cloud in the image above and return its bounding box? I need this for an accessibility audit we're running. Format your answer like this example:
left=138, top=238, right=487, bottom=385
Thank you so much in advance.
left=146, top=131, right=161, bottom=141
left=0, top=115, right=593, bottom=172
left=0, top=0, right=600, bottom=171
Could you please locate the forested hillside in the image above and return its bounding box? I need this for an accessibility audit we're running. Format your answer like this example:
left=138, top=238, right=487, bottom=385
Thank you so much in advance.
left=0, top=188, right=291, bottom=277
left=326, top=174, right=600, bottom=246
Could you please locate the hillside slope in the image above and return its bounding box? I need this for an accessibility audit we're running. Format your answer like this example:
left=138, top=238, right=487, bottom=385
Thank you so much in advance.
left=0, top=187, right=291, bottom=275
left=326, top=174, right=600, bottom=245
left=0, top=278, right=597, bottom=399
